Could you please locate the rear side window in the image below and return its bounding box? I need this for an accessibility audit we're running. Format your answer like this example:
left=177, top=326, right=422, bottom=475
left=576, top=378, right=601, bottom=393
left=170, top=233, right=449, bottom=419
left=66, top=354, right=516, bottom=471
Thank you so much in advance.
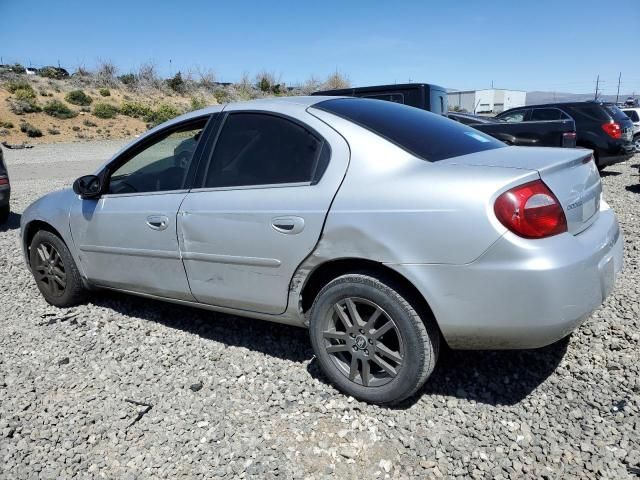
left=204, top=113, right=327, bottom=188
left=530, top=108, right=562, bottom=121
left=314, top=98, right=503, bottom=162
left=564, top=104, right=610, bottom=122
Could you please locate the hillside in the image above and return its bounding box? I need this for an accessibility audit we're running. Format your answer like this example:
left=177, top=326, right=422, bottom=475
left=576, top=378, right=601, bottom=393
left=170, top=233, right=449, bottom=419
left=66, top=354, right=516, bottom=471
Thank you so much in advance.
left=526, top=90, right=637, bottom=105
left=0, top=67, right=347, bottom=145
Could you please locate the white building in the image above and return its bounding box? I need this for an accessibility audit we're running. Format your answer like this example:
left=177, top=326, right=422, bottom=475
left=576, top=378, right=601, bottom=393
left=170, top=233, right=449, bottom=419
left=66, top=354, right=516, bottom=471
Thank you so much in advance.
left=447, top=89, right=526, bottom=114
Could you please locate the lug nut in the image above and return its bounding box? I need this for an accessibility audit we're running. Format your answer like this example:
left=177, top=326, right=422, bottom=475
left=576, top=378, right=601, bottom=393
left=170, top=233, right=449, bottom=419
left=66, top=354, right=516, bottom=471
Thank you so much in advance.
left=359, top=329, right=364, bottom=334
left=350, top=333, right=355, bottom=338
left=364, top=349, right=369, bottom=355
left=368, top=338, right=373, bottom=344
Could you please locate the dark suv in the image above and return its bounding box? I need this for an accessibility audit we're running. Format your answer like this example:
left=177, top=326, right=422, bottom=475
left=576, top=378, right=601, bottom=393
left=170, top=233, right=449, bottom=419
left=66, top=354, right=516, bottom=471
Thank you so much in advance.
left=497, top=102, right=635, bottom=169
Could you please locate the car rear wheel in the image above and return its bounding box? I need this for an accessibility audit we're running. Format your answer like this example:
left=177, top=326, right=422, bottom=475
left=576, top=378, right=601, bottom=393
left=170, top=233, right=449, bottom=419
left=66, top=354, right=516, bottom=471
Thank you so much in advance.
left=309, top=273, right=439, bottom=405
left=29, top=230, right=86, bottom=307
left=634, top=134, right=640, bottom=153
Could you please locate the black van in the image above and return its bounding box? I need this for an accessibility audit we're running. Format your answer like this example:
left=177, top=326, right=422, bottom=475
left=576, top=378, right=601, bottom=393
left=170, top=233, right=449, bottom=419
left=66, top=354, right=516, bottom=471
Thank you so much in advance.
left=313, top=83, right=449, bottom=115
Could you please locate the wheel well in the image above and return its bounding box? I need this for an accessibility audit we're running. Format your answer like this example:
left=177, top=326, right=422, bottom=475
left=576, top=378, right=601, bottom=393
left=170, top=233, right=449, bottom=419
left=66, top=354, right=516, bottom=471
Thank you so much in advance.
left=300, top=258, right=439, bottom=330
left=23, top=220, right=64, bottom=255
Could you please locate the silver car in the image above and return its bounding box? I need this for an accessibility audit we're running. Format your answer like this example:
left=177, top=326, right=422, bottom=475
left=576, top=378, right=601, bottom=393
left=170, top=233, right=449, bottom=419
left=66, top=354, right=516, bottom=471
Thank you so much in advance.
left=21, top=97, right=623, bottom=404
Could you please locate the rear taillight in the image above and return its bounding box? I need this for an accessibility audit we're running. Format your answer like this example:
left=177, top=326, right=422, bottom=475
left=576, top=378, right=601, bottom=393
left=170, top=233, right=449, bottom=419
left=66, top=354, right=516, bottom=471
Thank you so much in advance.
left=601, top=121, right=622, bottom=139
left=562, top=131, right=577, bottom=147
left=494, top=180, right=567, bottom=239
left=0, top=176, right=8, bottom=186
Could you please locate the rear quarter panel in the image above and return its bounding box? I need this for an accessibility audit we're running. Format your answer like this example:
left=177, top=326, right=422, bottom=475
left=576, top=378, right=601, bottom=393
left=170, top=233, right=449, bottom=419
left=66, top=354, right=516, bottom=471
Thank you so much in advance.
left=308, top=110, right=538, bottom=265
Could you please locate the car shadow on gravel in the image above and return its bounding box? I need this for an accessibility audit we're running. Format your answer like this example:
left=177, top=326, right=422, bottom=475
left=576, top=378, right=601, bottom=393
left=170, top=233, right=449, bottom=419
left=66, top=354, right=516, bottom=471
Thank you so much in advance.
left=89, top=291, right=314, bottom=363
left=90, top=291, right=569, bottom=408
left=0, top=212, right=21, bottom=232
left=625, top=184, right=640, bottom=194
left=599, top=171, right=621, bottom=177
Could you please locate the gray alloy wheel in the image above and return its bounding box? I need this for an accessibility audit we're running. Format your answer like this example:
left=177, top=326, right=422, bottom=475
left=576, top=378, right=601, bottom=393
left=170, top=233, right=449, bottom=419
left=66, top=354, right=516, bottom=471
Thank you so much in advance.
left=33, top=241, right=67, bottom=297
left=634, top=135, right=640, bottom=153
left=30, top=230, right=86, bottom=307
left=323, top=297, right=404, bottom=388
left=309, top=273, right=439, bottom=405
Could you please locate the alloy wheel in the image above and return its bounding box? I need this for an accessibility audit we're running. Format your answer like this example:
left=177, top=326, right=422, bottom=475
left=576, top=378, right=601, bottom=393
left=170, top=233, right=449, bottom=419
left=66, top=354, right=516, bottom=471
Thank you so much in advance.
left=322, top=297, right=404, bottom=387
left=33, top=242, right=67, bottom=297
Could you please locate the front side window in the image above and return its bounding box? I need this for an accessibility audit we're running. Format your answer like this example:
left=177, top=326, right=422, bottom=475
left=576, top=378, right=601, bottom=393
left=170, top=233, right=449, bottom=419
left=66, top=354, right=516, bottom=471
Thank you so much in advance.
left=204, top=113, right=326, bottom=188
left=499, top=110, right=527, bottom=122
left=108, top=119, right=207, bottom=194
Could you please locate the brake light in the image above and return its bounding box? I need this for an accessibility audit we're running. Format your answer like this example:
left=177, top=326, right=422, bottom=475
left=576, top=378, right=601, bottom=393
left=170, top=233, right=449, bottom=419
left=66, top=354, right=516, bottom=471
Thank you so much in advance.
left=562, top=131, right=577, bottom=147
left=494, top=180, right=567, bottom=239
left=0, top=176, right=8, bottom=186
left=601, top=121, right=622, bottom=139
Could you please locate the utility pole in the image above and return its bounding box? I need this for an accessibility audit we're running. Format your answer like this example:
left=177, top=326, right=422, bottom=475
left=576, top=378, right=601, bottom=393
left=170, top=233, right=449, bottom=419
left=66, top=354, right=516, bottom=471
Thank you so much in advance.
left=594, top=74, right=600, bottom=101
left=615, top=72, right=621, bottom=104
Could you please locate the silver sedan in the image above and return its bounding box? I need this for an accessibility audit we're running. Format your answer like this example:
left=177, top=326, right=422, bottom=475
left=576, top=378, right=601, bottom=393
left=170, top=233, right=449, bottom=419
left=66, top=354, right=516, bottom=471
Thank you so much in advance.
left=21, top=96, right=623, bottom=404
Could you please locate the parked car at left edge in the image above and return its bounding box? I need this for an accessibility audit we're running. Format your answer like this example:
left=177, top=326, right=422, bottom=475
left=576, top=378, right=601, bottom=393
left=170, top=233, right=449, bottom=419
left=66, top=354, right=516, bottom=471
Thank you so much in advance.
left=0, top=146, right=10, bottom=223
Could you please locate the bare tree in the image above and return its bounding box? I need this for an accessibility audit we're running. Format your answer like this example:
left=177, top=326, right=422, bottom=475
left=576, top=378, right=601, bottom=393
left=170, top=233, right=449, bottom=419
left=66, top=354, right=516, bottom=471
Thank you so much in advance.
left=323, top=70, right=350, bottom=90
left=95, top=58, right=118, bottom=87
left=300, top=75, right=322, bottom=95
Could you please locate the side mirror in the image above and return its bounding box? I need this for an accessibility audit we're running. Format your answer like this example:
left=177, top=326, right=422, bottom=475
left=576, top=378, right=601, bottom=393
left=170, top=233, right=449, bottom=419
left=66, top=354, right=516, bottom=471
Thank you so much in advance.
left=73, top=175, right=102, bottom=199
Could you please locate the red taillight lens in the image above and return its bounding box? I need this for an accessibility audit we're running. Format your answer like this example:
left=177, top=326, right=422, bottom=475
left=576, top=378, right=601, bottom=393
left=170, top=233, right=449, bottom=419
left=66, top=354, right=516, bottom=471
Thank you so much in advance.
left=494, top=180, right=567, bottom=239
left=601, top=121, right=622, bottom=139
left=0, top=176, right=8, bottom=186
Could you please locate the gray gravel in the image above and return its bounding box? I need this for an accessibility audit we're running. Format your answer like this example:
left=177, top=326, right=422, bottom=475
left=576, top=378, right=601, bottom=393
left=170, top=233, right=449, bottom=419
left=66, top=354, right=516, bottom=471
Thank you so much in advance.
left=1, top=142, right=639, bottom=479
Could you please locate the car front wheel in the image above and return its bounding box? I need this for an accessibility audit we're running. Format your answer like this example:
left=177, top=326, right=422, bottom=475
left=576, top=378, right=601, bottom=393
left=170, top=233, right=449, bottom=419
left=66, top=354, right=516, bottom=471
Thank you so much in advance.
left=29, top=230, right=86, bottom=307
left=309, top=273, right=439, bottom=405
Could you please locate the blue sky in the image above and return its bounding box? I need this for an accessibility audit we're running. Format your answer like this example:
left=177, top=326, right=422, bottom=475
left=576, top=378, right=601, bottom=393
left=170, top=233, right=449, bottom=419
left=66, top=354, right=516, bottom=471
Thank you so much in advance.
left=1, top=0, right=639, bottom=94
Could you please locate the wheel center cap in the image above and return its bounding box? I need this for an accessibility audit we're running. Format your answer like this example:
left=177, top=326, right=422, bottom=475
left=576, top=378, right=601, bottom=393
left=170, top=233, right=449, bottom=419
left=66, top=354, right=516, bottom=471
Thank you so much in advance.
left=355, top=335, right=367, bottom=350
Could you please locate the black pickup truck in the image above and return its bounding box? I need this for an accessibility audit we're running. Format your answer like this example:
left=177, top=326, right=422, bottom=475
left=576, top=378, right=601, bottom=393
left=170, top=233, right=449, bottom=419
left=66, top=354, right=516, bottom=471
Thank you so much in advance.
left=314, top=83, right=577, bottom=148
left=448, top=112, right=577, bottom=148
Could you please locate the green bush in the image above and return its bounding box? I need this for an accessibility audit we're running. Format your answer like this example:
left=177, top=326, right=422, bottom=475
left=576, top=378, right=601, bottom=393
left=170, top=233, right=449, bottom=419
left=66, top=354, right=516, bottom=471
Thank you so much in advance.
left=6, top=79, right=33, bottom=94
left=14, top=88, right=36, bottom=101
left=11, top=63, right=26, bottom=74
left=43, top=100, right=77, bottom=119
left=20, top=122, right=42, bottom=137
left=92, top=102, right=119, bottom=119
left=118, top=73, right=136, bottom=85
left=190, top=96, right=207, bottom=111
left=119, top=101, right=153, bottom=119
left=145, top=104, right=182, bottom=126
left=166, top=72, right=185, bottom=93
left=0, top=120, right=14, bottom=129
left=99, top=88, right=111, bottom=97
left=65, top=90, right=93, bottom=106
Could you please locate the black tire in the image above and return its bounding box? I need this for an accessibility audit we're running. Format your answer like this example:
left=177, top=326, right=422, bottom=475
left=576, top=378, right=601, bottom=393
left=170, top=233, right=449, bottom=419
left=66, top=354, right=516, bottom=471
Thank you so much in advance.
left=0, top=204, right=8, bottom=224
left=309, top=273, right=439, bottom=405
left=29, top=230, right=86, bottom=307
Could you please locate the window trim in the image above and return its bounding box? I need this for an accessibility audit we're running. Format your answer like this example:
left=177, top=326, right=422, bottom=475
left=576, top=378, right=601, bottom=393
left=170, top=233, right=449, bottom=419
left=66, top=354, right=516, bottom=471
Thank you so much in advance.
left=192, top=110, right=331, bottom=191
left=100, top=114, right=214, bottom=197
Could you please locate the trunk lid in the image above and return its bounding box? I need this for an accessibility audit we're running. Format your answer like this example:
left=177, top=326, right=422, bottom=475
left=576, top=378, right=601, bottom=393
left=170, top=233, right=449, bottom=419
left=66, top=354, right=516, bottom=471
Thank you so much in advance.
left=441, top=146, right=602, bottom=234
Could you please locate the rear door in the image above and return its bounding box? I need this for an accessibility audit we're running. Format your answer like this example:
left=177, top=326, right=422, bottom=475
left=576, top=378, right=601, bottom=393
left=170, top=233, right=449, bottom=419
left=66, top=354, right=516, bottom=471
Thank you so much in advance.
left=178, top=106, right=349, bottom=314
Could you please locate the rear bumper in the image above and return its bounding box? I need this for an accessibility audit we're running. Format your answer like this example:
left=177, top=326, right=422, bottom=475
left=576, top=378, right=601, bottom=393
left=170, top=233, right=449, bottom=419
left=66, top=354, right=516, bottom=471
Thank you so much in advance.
left=389, top=205, right=623, bottom=349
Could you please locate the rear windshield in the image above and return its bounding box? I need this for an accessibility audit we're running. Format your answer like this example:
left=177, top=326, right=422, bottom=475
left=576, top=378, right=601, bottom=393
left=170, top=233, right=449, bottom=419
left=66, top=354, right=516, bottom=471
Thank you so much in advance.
left=313, top=98, right=504, bottom=162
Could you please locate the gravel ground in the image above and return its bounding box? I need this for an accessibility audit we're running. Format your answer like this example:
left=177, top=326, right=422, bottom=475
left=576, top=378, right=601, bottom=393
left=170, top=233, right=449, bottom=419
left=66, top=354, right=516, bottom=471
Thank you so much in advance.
left=1, top=142, right=639, bottom=479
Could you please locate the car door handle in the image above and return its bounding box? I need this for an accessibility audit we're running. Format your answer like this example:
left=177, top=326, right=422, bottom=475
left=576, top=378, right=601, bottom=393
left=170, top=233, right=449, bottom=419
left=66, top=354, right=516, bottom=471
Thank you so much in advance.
left=271, top=216, right=305, bottom=234
left=146, top=215, right=169, bottom=231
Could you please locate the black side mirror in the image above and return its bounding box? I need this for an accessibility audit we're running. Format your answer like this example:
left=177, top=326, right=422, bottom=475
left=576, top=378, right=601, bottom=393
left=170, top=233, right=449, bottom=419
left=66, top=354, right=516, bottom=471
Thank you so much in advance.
left=73, top=174, right=102, bottom=199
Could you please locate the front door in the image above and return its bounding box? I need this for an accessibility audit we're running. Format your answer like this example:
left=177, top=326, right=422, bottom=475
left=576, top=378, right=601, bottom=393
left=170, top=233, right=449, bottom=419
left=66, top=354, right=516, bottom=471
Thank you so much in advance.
left=178, top=109, right=349, bottom=314
left=70, top=117, right=210, bottom=300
